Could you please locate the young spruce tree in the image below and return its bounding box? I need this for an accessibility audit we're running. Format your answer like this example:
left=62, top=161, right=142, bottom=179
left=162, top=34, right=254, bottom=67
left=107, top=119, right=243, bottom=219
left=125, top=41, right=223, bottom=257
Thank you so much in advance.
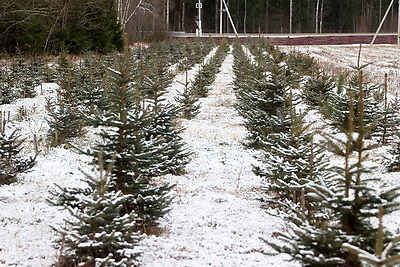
left=234, top=44, right=290, bottom=146
left=46, top=55, right=85, bottom=147
left=267, top=67, right=400, bottom=266
left=53, top=153, right=142, bottom=266
left=0, top=130, right=37, bottom=185
left=255, top=91, right=328, bottom=213
left=85, top=45, right=174, bottom=231
left=141, top=56, right=190, bottom=175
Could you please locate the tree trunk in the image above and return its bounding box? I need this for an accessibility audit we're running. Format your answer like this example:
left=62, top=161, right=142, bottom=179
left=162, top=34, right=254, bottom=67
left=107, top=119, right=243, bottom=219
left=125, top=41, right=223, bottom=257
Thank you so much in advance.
left=265, top=0, right=268, bottom=33
left=182, top=2, right=185, bottom=32
left=315, top=0, right=320, bottom=33
left=290, top=0, right=293, bottom=33
left=215, top=0, right=219, bottom=33
left=236, top=0, right=240, bottom=32
left=226, top=0, right=230, bottom=33
left=319, top=0, right=324, bottom=33
left=166, top=0, right=169, bottom=31
left=244, top=0, right=247, bottom=33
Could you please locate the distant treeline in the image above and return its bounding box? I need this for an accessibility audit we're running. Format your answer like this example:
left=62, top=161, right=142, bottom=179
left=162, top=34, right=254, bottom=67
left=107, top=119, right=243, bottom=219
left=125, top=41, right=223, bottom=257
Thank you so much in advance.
left=0, top=0, right=123, bottom=54
left=170, top=0, right=399, bottom=34
left=1, top=0, right=399, bottom=54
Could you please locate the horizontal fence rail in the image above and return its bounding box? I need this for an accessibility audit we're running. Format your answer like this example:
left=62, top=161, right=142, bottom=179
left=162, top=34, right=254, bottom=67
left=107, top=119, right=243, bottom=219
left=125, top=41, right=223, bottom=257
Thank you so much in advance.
left=169, top=33, right=398, bottom=45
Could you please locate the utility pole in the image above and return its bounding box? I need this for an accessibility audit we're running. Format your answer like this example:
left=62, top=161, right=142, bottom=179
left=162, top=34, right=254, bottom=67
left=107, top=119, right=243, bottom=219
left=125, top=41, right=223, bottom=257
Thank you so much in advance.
left=319, top=0, right=324, bottom=33
left=371, top=0, right=395, bottom=44
left=398, top=0, right=400, bottom=44
left=196, top=0, right=202, bottom=37
left=220, top=0, right=223, bottom=36
left=219, top=0, right=238, bottom=37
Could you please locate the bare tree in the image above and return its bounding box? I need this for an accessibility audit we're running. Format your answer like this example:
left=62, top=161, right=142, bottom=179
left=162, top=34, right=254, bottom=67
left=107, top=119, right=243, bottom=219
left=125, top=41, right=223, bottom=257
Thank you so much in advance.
left=116, top=0, right=158, bottom=30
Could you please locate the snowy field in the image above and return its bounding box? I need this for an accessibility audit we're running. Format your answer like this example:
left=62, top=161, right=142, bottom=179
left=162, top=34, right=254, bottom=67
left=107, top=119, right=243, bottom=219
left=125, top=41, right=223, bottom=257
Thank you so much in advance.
left=283, top=44, right=400, bottom=94
left=0, top=44, right=399, bottom=266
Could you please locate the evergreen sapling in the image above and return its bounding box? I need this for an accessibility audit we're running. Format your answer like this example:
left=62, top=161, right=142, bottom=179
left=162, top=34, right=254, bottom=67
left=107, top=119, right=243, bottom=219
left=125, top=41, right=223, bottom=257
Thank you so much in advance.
left=84, top=47, right=174, bottom=231
left=0, top=130, right=37, bottom=185
left=52, top=153, right=142, bottom=266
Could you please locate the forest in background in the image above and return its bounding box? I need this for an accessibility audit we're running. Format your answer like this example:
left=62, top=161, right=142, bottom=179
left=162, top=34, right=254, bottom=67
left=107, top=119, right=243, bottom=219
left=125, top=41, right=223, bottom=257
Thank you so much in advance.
left=171, top=0, right=400, bottom=34
left=0, top=0, right=399, bottom=54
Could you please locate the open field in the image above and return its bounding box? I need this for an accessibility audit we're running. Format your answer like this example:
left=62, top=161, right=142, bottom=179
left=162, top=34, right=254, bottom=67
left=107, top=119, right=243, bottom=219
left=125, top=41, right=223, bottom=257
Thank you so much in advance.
left=283, top=44, right=400, bottom=94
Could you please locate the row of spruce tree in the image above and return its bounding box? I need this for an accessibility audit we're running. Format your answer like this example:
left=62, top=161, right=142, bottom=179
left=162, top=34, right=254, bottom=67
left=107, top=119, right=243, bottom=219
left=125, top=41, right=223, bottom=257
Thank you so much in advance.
left=0, top=40, right=222, bottom=265
left=48, top=40, right=222, bottom=265
left=175, top=40, right=230, bottom=119
left=232, top=40, right=400, bottom=266
left=2, top=39, right=400, bottom=265
left=0, top=40, right=216, bottom=186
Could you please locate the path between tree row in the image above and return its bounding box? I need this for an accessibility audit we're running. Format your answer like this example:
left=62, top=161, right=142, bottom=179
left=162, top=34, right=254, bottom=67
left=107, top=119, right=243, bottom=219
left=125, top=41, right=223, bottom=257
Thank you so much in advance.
left=139, top=50, right=295, bottom=266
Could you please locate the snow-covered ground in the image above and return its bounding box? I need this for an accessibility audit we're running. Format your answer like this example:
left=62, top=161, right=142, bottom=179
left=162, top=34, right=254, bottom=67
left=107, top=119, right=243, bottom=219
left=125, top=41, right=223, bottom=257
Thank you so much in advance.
left=283, top=44, right=400, bottom=94
left=0, top=44, right=399, bottom=266
left=139, top=51, right=294, bottom=266
left=0, top=84, right=91, bottom=266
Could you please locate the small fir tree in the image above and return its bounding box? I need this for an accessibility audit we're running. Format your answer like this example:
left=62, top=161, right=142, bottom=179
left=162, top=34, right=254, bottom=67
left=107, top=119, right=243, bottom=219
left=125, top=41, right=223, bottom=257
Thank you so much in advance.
left=375, top=74, right=400, bottom=145
left=46, top=97, right=85, bottom=147
left=74, top=54, right=107, bottom=111
left=302, top=70, right=335, bottom=107
left=56, top=52, right=76, bottom=92
left=255, top=88, right=330, bottom=216
left=342, top=206, right=400, bottom=267
left=325, top=73, right=383, bottom=134
left=30, top=57, right=46, bottom=88
left=255, top=110, right=327, bottom=212
left=47, top=55, right=85, bottom=147
left=53, top=153, right=142, bottom=266
left=232, top=42, right=259, bottom=92
left=0, top=68, right=18, bottom=104
left=174, top=70, right=201, bottom=120
left=285, top=51, right=317, bottom=78
left=191, top=63, right=215, bottom=98
left=84, top=47, right=174, bottom=230
left=140, top=57, right=191, bottom=175
left=9, top=58, right=37, bottom=99
left=146, top=102, right=191, bottom=175
left=234, top=44, right=290, bottom=146
left=265, top=211, right=346, bottom=266
left=308, top=70, right=400, bottom=265
left=0, top=130, right=37, bottom=185
left=191, top=41, right=229, bottom=98
left=387, top=131, right=400, bottom=172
